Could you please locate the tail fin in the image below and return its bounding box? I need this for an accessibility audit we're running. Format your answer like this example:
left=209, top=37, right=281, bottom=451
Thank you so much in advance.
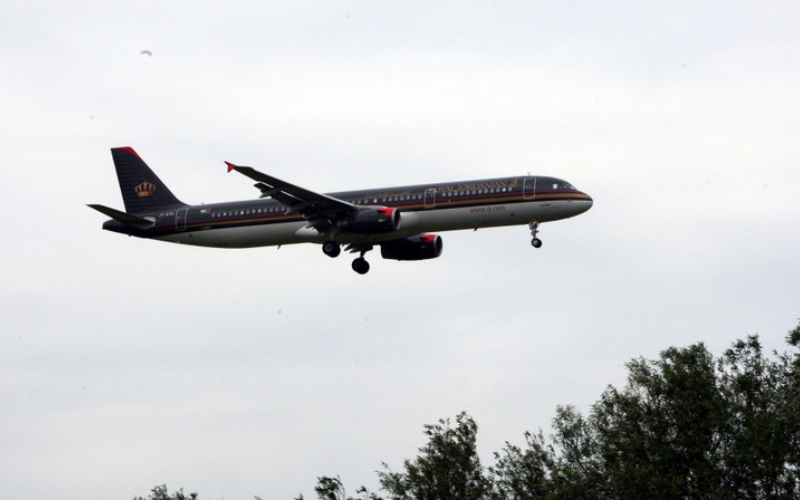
left=111, top=147, right=184, bottom=214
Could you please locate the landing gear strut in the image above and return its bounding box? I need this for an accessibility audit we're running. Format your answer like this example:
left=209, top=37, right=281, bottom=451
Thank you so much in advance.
left=529, top=222, right=543, bottom=248
left=322, top=240, right=341, bottom=258
left=351, top=244, right=373, bottom=275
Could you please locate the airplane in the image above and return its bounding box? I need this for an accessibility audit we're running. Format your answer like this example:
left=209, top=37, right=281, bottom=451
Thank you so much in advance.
left=89, top=147, right=593, bottom=274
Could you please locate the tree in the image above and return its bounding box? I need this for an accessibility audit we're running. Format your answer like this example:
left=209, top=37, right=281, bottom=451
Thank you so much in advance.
left=490, top=430, right=556, bottom=500
left=487, top=323, right=800, bottom=500
left=378, top=412, right=491, bottom=500
left=716, top=335, right=800, bottom=498
left=136, top=322, right=800, bottom=500
left=310, top=475, right=382, bottom=500
left=588, top=343, right=729, bottom=499
left=132, top=484, right=198, bottom=500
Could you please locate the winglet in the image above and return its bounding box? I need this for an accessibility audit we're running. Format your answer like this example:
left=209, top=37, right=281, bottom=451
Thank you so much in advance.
left=225, top=161, right=237, bottom=173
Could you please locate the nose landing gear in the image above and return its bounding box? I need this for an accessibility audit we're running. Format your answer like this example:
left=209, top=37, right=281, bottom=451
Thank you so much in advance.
left=529, top=222, right=543, bottom=248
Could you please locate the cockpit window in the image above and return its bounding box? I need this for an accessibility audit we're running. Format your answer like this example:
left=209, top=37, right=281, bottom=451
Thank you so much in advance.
left=541, top=180, right=576, bottom=191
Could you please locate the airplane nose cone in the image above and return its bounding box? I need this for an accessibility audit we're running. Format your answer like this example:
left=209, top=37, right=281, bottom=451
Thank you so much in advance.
left=578, top=192, right=593, bottom=213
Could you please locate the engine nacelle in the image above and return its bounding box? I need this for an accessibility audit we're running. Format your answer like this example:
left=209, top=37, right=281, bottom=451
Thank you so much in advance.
left=380, top=234, right=443, bottom=261
left=338, top=207, right=400, bottom=234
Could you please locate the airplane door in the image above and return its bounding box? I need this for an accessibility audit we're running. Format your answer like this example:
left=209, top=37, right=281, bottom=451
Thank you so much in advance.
left=176, top=208, right=188, bottom=230
left=424, top=188, right=437, bottom=209
left=523, top=177, right=536, bottom=200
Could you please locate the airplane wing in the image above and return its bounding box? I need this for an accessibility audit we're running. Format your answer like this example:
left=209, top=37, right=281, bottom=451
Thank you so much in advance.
left=226, top=162, right=357, bottom=230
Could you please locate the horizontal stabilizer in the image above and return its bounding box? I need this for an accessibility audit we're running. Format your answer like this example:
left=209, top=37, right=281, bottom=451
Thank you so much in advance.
left=87, top=204, right=155, bottom=229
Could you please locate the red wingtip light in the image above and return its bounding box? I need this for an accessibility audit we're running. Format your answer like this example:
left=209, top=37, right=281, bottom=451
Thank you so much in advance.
left=225, top=161, right=237, bottom=173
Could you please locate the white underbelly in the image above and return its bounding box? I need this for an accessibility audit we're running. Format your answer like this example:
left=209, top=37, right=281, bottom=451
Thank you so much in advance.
left=154, top=199, right=590, bottom=248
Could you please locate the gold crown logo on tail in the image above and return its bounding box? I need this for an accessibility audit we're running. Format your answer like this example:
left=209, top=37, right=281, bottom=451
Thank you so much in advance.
left=135, top=180, right=156, bottom=197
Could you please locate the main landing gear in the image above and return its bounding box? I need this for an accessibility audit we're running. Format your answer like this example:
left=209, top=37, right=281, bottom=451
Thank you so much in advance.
left=529, top=222, right=543, bottom=248
left=352, top=256, right=370, bottom=275
left=351, top=244, right=373, bottom=275
left=321, top=240, right=373, bottom=274
left=322, top=240, right=341, bottom=258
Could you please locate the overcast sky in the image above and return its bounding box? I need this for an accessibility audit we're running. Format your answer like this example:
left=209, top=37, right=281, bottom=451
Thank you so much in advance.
left=2, top=1, right=799, bottom=499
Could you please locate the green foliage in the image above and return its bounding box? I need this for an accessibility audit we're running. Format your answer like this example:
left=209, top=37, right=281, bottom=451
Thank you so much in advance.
left=315, top=476, right=347, bottom=500
left=490, top=430, right=556, bottom=500
left=310, top=475, right=382, bottom=500
left=132, top=484, right=197, bottom=500
left=136, top=321, right=800, bottom=500
left=315, top=320, right=800, bottom=500
left=787, top=320, right=800, bottom=348
left=590, top=343, right=728, bottom=499
left=377, top=412, right=491, bottom=500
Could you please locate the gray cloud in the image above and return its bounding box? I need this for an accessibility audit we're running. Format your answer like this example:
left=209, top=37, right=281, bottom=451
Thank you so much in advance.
left=2, top=1, right=799, bottom=499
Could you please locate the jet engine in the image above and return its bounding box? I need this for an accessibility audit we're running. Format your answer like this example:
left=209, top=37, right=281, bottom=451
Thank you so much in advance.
left=380, top=234, right=443, bottom=261
left=338, top=207, right=400, bottom=234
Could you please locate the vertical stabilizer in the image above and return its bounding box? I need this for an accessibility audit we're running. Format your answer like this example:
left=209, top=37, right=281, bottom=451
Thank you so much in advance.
left=111, top=147, right=184, bottom=213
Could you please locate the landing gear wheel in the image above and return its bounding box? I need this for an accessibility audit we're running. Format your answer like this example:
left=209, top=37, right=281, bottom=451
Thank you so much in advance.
left=352, top=257, right=370, bottom=275
left=322, top=240, right=341, bottom=258
left=528, top=221, right=542, bottom=249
